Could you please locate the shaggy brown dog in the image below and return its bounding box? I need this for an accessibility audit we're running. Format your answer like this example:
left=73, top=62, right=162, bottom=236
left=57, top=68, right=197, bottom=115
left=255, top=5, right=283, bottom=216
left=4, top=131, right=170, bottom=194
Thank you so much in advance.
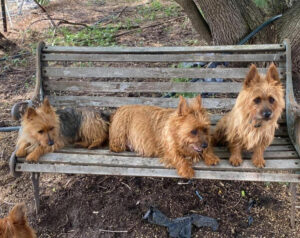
left=0, top=203, right=36, bottom=238
left=16, top=98, right=109, bottom=162
left=213, top=63, right=285, bottom=167
left=109, top=95, right=220, bottom=178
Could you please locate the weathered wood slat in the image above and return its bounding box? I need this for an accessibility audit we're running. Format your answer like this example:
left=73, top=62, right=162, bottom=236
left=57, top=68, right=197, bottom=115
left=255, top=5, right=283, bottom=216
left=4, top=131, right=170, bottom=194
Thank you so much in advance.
left=15, top=163, right=300, bottom=183
left=43, top=67, right=286, bottom=79
left=210, top=114, right=286, bottom=124
left=55, top=148, right=297, bottom=158
left=42, top=44, right=285, bottom=54
left=17, top=154, right=300, bottom=171
left=44, top=81, right=243, bottom=93
left=48, top=95, right=236, bottom=109
left=42, top=53, right=286, bottom=62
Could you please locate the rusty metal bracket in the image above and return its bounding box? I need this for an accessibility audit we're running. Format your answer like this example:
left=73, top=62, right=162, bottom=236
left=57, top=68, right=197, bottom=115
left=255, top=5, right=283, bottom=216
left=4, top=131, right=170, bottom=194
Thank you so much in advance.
left=11, top=100, right=33, bottom=120
left=9, top=149, right=22, bottom=177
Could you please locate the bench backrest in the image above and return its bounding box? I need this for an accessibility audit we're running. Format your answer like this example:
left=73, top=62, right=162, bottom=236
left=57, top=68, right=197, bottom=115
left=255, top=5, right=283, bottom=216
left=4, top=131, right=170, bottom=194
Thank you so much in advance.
left=35, top=42, right=287, bottom=115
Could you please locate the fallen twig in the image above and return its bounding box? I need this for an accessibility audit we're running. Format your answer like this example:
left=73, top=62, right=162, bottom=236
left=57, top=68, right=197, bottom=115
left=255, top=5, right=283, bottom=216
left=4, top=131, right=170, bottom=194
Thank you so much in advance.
left=99, top=229, right=128, bottom=233
left=28, top=18, right=90, bottom=29
left=33, top=0, right=56, bottom=27
left=114, top=16, right=185, bottom=37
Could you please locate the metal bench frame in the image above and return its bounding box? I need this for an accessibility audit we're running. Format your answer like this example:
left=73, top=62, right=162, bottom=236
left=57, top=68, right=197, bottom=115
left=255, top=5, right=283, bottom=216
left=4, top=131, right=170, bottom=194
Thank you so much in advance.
left=10, top=40, right=300, bottom=228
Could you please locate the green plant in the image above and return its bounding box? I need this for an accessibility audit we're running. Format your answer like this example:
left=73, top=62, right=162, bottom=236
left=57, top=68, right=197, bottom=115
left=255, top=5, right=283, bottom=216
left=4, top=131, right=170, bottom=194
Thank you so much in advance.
left=253, top=0, right=268, bottom=8
left=35, top=0, right=50, bottom=5
left=137, top=1, right=180, bottom=21
left=47, top=25, right=118, bottom=46
left=169, top=62, right=201, bottom=98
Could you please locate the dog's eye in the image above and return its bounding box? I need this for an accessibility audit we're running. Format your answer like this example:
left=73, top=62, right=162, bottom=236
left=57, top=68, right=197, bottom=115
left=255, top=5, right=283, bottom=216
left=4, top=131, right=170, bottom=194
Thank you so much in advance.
left=191, top=129, right=198, bottom=135
left=254, top=97, right=261, bottom=104
left=38, top=130, right=43, bottom=134
left=49, top=127, right=54, bottom=131
left=269, top=96, right=275, bottom=104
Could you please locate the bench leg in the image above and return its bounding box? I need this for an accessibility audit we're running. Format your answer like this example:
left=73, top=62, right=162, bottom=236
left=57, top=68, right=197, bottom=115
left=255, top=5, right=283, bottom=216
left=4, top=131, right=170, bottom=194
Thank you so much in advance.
left=31, top=172, right=40, bottom=214
left=290, top=183, right=297, bottom=229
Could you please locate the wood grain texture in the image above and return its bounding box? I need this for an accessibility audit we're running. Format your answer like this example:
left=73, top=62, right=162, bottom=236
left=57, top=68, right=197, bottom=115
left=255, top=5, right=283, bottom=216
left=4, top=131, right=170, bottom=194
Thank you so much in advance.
left=17, top=154, right=300, bottom=171
left=42, top=44, right=285, bottom=53
left=42, top=53, right=285, bottom=62
left=43, top=67, right=286, bottom=79
left=15, top=163, right=300, bottom=182
left=48, top=95, right=237, bottom=109
left=44, top=81, right=243, bottom=93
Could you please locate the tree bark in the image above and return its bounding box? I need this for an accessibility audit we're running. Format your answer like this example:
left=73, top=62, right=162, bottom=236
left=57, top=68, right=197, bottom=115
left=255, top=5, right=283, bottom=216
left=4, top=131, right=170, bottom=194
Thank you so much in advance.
left=176, top=0, right=300, bottom=74
left=276, top=1, right=300, bottom=75
left=175, top=0, right=212, bottom=43
left=0, top=32, right=19, bottom=53
left=194, top=0, right=250, bottom=45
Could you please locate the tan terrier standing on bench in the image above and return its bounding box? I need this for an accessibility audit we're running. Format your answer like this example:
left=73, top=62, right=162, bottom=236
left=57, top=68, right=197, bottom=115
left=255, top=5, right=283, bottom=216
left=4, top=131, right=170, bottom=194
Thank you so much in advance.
left=213, top=63, right=285, bottom=168
left=109, top=95, right=220, bottom=178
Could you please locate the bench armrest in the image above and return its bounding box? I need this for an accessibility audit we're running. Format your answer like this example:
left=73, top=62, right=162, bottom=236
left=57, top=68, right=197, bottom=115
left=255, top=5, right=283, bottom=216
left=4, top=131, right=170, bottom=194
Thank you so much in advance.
left=11, top=100, right=34, bottom=120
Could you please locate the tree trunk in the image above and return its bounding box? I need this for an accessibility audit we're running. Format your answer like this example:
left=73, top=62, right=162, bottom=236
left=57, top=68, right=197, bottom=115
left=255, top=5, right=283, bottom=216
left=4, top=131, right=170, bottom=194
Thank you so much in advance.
left=0, top=32, right=19, bottom=53
left=175, top=0, right=212, bottom=43
left=176, top=0, right=300, bottom=74
left=194, top=0, right=250, bottom=45
left=276, top=1, right=300, bottom=76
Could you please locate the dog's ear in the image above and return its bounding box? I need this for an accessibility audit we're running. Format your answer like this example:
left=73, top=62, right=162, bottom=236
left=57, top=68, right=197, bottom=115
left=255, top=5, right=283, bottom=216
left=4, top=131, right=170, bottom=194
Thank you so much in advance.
left=41, top=98, right=53, bottom=114
left=25, top=107, right=37, bottom=120
left=177, top=96, right=189, bottom=116
left=8, top=203, right=26, bottom=225
left=266, top=62, right=281, bottom=85
left=191, top=95, right=202, bottom=111
left=244, top=64, right=259, bottom=88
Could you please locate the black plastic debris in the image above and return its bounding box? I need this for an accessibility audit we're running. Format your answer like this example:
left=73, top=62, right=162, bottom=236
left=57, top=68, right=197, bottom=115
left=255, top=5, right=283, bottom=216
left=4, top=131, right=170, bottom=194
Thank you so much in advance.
left=247, top=198, right=256, bottom=227
left=143, top=207, right=218, bottom=238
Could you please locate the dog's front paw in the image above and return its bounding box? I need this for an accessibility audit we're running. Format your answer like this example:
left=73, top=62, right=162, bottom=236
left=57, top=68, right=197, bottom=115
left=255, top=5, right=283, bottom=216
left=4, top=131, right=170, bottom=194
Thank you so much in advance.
left=252, top=158, right=265, bottom=168
left=177, top=166, right=195, bottom=179
left=16, top=149, right=27, bottom=158
left=229, top=155, right=243, bottom=166
left=204, top=153, right=220, bottom=166
left=25, top=153, right=39, bottom=163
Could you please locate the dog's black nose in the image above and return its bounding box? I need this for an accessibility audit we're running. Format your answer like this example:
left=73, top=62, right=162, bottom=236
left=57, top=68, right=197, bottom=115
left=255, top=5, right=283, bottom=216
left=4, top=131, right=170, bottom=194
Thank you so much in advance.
left=48, top=140, right=54, bottom=146
left=201, top=142, right=208, bottom=149
left=262, top=110, right=272, bottom=119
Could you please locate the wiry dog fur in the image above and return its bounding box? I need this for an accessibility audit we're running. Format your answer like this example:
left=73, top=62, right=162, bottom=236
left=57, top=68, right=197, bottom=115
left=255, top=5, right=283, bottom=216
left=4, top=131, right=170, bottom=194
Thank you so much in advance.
left=109, top=95, right=220, bottom=178
left=16, top=98, right=109, bottom=162
left=213, top=63, right=285, bottom=167
left=0, top=203, right=36, bottom=238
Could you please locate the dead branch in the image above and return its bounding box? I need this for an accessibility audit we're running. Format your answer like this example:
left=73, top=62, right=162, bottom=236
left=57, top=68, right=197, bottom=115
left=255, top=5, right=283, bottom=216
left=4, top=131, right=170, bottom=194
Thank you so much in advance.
left=33, top=0, right=56, bottom=27
left=114, top=16, right=185, bottom=38
left=28, top=18, right=90, bottom=29
left=99, top=229, right=128, bottom=233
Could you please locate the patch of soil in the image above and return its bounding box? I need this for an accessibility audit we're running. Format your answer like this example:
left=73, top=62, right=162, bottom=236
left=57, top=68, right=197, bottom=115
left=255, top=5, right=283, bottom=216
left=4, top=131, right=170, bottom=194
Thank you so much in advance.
left=0, top=1, right=299, bottom=237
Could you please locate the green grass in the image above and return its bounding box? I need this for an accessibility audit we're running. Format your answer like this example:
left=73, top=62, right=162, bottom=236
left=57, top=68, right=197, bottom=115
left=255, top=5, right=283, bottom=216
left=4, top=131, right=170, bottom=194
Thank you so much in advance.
left=136, top=1, right=180, bottom=21
left=47, top=25, right=119, bottom=46
left=253, top=0, right=268, bottom=8
left=169, top=63, right=201, bottom=98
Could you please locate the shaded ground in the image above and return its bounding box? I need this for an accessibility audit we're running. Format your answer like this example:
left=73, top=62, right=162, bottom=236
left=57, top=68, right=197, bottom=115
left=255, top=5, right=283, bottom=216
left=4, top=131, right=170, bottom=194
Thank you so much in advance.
left=0, top=0, right=299, bottom=237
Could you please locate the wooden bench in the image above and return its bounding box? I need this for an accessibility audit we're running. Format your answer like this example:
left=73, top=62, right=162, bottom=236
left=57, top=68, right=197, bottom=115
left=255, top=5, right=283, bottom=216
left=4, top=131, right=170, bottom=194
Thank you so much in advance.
left=10, top=40, right=300, bottom=227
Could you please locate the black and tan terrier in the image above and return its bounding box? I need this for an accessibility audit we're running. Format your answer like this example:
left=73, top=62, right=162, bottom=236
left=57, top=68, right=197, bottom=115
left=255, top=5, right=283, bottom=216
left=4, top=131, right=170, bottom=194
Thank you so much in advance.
left=16, top=98, right=109, bottom=162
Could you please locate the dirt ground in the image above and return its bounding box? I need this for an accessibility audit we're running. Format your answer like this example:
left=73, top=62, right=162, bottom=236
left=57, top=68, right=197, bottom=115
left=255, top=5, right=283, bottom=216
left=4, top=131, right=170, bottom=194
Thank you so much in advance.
left=0, top=0, right=299, bottom=237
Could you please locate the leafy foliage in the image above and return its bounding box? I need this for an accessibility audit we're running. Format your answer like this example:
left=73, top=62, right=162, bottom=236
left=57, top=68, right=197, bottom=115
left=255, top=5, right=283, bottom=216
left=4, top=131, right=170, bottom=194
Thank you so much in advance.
left=253, top=0, right=268, bottom=8
left=35, top=0, right=50, bottom=5
left=47, top=26, right=118, bottom=46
